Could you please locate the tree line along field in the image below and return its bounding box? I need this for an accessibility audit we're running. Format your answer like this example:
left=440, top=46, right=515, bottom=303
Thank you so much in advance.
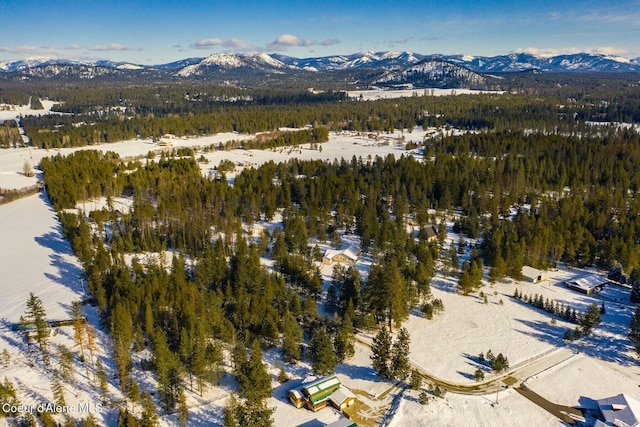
left=2, top=78, right=640, bottom=426
left=3, top=73, right=639, bottom=149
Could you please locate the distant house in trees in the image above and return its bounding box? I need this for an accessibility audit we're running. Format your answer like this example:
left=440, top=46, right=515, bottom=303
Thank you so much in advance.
left=565, top=274, right=607, bottom=295
left=423, top=225, right=438, bottom=243
left=287, top=375, right=357, bottom=413
left=594, top=394, right=640, bottom=427
left=323, top=247, right=358, bottom=265
left=522, top=266, right=546, bottom=283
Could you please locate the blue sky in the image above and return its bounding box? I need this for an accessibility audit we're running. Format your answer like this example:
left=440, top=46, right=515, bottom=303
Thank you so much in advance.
left=1, top=0, right=638, bottom=64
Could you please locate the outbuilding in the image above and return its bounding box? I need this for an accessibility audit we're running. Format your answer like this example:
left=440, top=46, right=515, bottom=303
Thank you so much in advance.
left=522, top=266, right=546, bottom=283
left=330, top=385, right=357, bottom=411
left=565, top=274, right=607, bottom=295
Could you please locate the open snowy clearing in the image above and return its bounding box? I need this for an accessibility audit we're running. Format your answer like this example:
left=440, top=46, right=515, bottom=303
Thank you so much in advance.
left=0, top=192, right=83, bottom=324
left=387, top=387, right=559, bottom=427
left=402, top=266, right=637, bottom=384
left=0, top=100, right=59, bottom=123
left=0, top=127, right=447, bottom=191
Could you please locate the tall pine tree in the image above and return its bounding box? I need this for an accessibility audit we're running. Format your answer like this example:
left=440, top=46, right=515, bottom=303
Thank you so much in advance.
left=24, top=293, right=49, bottom=364
left=390, top=327, right=411, bottom=382
left=371, top=327, right=392, bottom=380
left=308, top=327, right=337, bottom=376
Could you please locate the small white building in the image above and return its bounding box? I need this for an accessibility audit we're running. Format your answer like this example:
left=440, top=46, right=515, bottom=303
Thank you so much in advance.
left=522, top=266, right=546, bottom=283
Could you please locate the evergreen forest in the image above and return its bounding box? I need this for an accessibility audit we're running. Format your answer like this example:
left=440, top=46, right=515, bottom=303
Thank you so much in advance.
left=3, top=75, right=640, bottom=425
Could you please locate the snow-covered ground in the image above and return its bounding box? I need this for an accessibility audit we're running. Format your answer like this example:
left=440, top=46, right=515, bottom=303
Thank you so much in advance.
left=0, top=100, right=59, bottom=123
left=0, top=127, right=437, bottom=191
left=0, top=193, right=83, bottom=323
left=387, top=388, right=559, bottom=427
left=402, top=266, right=635, bottom=384
left=347, top=88, right=503, bottom=100
left=2, top=125, right=640, bottom=426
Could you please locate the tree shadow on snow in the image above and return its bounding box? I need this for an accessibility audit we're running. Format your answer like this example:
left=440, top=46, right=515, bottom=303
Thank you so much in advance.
left=272, top=378, right=301, bottom=405
left=514, top=318, right=637, bottom=367
left=335, top=362, right=384, bottom=384
left=296, top=420, right=328, bottom=427
left=456, top=370, right=476, bottom=381
left=183, top=404, right=224, bottom=427
left=38, top=189, right=56, bottom=213
left=430, top=276, right=460, bottom=294
left=33, top=230, right=83, bottom=295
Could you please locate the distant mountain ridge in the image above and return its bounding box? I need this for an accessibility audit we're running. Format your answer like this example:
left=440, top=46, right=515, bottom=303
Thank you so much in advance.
left=374, top=58, right=488, bottom=88
left=2, top=51, right=639, bottom=75
left=1, top=51, right=639, bottom=88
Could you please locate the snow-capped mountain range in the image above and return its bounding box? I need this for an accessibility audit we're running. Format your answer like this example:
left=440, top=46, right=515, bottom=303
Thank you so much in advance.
left=0, top=51, right=639, bottom=87
left=2, top=51, right=639, bottom=75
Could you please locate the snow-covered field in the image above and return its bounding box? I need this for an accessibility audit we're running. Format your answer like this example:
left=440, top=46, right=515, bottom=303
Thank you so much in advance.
left=347, top=88, right=503, bottom=100
left=0, top=193, right=83, bottom=323
left=403, top=267, right=637, bottom=385
left=0, top=100, right=59, bottom=123
left=2, top=121, right=640, bottom=426
left=388, top=387, right=559, bottom=427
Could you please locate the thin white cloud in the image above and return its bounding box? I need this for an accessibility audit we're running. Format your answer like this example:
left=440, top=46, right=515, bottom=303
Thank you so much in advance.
left=0, top=45, right=65, bottom=57
left=589, top=46, right=630, bottom=56
left=420, top=36, right=441, bottom=42
left=517, top=46, right=630, bottom=57
left=64, top=44, right=82, bottom=50
left=321, top=39, right=340, bottom=47
left=395, top=37, right=411, bottom=44
left=266, top=34, right=316, bottom=51
left=517, top=47, right=575, bottom=57
left=89, top=43, right=137, bottom=52
left=193, top=38, right=252, bottom=50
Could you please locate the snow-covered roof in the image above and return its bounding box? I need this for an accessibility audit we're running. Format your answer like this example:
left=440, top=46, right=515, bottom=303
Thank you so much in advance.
left=288, top=388, right=303, bottom=400
left=330, top=385, right=357, bottom=407
left=325, top=418, right=357, bottom=427
left=522, top=266, right=544, bottom=280
left=566, top=274, right=607, bottom=292
left=597, top=393, right=640, bottom=426
left=323, top=247, right=358, bottom=262
left=303, top=375, right=341, bottom=400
